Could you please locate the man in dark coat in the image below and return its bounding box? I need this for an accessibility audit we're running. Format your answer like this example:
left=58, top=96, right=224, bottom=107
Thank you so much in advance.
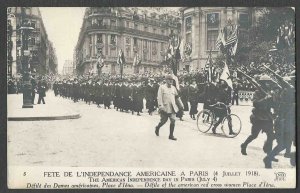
left=188, top=79, right=199, bottom=120
left=179, top=81, right=189, bottom=112
left=145, top=80, right=156, bottom=115
left=37, top=79, right=46, bottom=104
left=211, top=80, right=233, bottom=134
left=103, top=80, right=111, bottom=109
left=231, top=83, right=239, bottom=105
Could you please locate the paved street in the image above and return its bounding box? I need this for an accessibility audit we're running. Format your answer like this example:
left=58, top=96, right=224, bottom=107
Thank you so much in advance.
left=8, top=91, right=294, bottom=168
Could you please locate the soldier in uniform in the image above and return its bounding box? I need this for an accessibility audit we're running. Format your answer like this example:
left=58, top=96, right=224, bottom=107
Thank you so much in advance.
left=155, top=74, right=179, bottom=141
left=263, top=76, right=295, bottom=168
left=241, top=75, right=275, bottom=159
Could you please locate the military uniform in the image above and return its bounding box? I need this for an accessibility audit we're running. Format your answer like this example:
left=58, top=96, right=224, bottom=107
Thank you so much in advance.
left=241, top=90, right=274, bottom=157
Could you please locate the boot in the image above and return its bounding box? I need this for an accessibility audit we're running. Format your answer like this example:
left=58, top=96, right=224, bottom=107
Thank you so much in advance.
left=155, top=126, right=159, bottom=136
left=241, top=143, right=247, bottom=155
left=211, top=126, right=217, bottom=134
left=263, top=156, right=272, bottom=169
left=169, top=124, right=177, bottom=140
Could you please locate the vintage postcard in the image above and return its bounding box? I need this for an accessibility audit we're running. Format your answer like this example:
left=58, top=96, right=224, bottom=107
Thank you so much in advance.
left=7, top=6, right=296, bottom=189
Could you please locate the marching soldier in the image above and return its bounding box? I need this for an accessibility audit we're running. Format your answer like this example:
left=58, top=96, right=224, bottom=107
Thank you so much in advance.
left=263, top=75, right=295, bottom=168
left=241, top=75, right=275, bottom=160
left=155, top=74, right=179, bottom=141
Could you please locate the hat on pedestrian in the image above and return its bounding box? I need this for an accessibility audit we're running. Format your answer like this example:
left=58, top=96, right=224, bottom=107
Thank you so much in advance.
left=165, top=74, right=173, bottom=80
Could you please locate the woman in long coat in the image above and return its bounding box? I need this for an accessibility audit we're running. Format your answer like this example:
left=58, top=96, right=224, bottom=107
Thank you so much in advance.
left=188, top=80, right=199, bottom=120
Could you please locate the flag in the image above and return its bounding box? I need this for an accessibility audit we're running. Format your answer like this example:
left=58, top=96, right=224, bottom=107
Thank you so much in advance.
left=230, top=39, right=238, bottom=56
left=216, top=29, right=225, bottom=49
left=225, top=25, right=238, bottom=46
left=117, top=49, right=125, bottom=65
left=204, top=50, right=214, bottom=82
left=220, top=62, right=233, bottom=89
left=117, top=49, right=125, bottom=78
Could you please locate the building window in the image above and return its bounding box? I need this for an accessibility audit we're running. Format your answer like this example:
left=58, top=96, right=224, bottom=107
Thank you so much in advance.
left=30, top=37, right=35, bottom=45
left=126, top=21, right=130, bottom=28
left=153, top=28, right=156, bottom=34
left=143, top=41, right=147, bottom=60
left=126, top=37, right=131, bottom=45
left=134, top=23, right=138, bottom=30
left=185, top=17, right=192, bottom=32
left=31, top=21, right=36, bottom=28
left=161, top=29, right=165, bottom=35
left=134, top=38, right=137, bottom=46
left=186, top=33, right=192, bottom=44
left=207, top=31, right=218, bottom=50
left=110, top=34, right=116, bottom=45
left=207, top=13, right=219, bottom=28
left=152, top=42, right=157, bottom=56
left=111, top=19, right=116, bottom=27
left=25, top=7, right=31, bottom=15
left=144, top=25, right=148, bottom=32
left=207, top=13, right=220, bottom=50
left=97, top=34, right=103, bottom=43
left=239, top=13, right=250, bottom=29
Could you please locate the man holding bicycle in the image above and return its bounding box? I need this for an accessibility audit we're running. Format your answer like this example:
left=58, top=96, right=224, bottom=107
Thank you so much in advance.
left=211, top=80, right=235, bottom=135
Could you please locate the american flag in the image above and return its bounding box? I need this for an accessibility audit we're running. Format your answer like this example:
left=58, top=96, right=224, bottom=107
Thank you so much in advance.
left=205, top=50, right=214, bottom=82
left=225, top=25, right=238, bottom=46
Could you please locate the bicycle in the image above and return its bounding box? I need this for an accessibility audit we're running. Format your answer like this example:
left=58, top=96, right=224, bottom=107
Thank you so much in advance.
left=196, top=102, right=242, bottom=138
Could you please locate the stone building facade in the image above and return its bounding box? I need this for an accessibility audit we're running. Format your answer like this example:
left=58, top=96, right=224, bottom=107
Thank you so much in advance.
left=74, top=7, right=181, bottom=75
left=7, top=7, right=58, bottom=77
left=180, top=7, right=264, bottom=71
left=62, top=60, right=74, bottom=76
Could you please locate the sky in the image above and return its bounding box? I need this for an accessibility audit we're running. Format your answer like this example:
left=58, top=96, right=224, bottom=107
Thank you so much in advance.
left=39, top=7, right=86, bottom=74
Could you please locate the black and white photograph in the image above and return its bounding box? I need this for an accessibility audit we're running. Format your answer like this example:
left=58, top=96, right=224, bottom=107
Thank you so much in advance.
left=6, top=6, right=296, bottom=189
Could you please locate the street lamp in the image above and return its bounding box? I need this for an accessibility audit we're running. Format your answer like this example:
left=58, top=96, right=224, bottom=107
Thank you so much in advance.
left=20, top=7, right=34, bottom=108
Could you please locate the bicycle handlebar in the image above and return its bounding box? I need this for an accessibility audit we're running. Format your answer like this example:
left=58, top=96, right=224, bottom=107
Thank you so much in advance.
left=209, top=102, right=231, bottom=108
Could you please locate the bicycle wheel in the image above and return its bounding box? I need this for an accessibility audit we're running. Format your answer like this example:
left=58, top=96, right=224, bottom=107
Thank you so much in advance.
left=197, top=109, right=214, bottom=133
left=221, top=114, right=242, bottom=138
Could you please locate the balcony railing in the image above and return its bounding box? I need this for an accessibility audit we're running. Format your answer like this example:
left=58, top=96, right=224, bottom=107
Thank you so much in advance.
left=86, top=25, right=169, bottom=41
